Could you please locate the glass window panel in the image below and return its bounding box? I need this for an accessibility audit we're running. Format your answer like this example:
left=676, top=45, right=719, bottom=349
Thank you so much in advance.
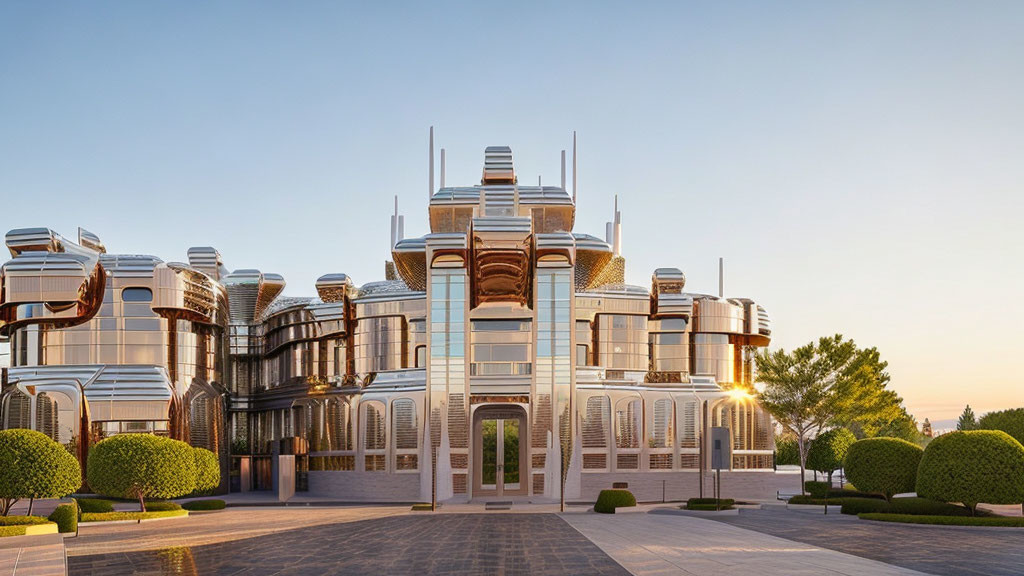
left=121, top=287, right=153, bottom=302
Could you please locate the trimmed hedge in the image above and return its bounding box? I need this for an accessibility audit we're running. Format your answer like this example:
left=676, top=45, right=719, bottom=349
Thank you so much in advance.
left=182, top=499, right=226, bottom=511
left=844, top=437, right=923, bottom=501
left=594, top=489, right=636, bottom=513
left=916, top=430, right=1024, bottom=514
left=82, top=510, right=188, bottom=522
left=0, top=515, right=49, bottom=526
left=143, top=501, right=182, bottom=512
left=76, top=498, right=115, bottom=513
left=192, top=448, right=221, bottom=495
left=828, top=488, right=885, bottom=500
left=859, top=513, right=1024, bottom=527
left=840, top=497, right=891, bottom=515
left=804, top=481, right=830, bottom=498
left=0, top=429, right=82, bottom=516
left=48, top=503, right=78, bottom=533
left=977, top=408, right=1024, bottom=446
left=87, top=434, right=197, bottom=511
left=789, top=495, right=846, bottom=506
left=840, top=497, right=983, bottom=517
left=687, top=504, right=735, bottom=511
left=687, top=498, right=735, bottom=510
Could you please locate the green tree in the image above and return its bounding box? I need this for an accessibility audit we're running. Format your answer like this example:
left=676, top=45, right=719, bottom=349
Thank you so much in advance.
left=756, top=335, right=904, bottom=494
left=192, top=448, right=221, bottom=495
left=0, top=429, right=81, bottom=516
left=773, top=434, right=800, bottom=466
left=87, top=434, right=197, bottom=512
left=916, top=430, right=1024, bottom=515
left=844, top=437, right=923, bottom=502
left=977, top=408, right=1024, bottom=445
left=957, top=405, right=978, bottom=431
left=807, top=428, right=857, bottom=484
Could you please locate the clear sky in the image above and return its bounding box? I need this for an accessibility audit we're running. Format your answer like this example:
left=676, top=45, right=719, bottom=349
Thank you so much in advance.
left=1, top=2, right=1022, bottom=423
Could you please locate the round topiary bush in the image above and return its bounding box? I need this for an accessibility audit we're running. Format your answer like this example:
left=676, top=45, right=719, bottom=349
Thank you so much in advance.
left=807, top=428, right=857, bottom=482
left=0, top=429, right=81, bottom=516
left=48, top=503, right=78, bottom=533
left=87, top=434, right=197, bottom=512
left=844, top=437, right=923, bottom=502
left=594, top=489, right=636, bottom=513
left=76, top=498, right=115, bottom=513
left=192, top=447, right=221, bottom=495
left=916, top=430, right=1024, bottom=515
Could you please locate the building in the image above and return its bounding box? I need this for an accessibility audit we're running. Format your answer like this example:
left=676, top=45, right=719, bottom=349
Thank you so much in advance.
left=0, top=139, right=779, bottom=502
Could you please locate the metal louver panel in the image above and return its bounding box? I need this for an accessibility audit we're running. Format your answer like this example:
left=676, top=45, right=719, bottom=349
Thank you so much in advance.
left=447, top=393, right=467, bottom=449
left=392, top=399, right=417, bottom=450
left=581, top=396, right=609, bottom=449
left=363, top=402, right=386, bottom=451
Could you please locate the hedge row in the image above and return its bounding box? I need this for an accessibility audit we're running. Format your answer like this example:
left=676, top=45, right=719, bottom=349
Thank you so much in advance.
left=182, top=499, right=226, bottom=511
left=76, top=498, right=115, bottom=513
left=48, top=503, right=77, bottom=533
left=594, top=489, right=636, bottom=513
left=81, top=510, right=188, bottom=522
left=859, top=514, right=1024, bottom=527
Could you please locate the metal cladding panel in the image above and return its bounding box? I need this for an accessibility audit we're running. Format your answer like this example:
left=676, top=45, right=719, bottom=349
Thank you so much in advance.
left=78, top=228, right=106, bottom=254
left=99, top=254, right=162, bottom=278
left=2, top=252, right=94, bottom=304
left=654, top=293, right=693, bottom=318
left=481, top=146, right=515, bottom=184
left=471, top=216, right=532, bottom=234
left=186, top=247, right=224, bottom=281
left=223, top=269, right=262, bottom=324
left=315, top=273, right=353, bottom=303
left=3, top=228, right=97, bottom=258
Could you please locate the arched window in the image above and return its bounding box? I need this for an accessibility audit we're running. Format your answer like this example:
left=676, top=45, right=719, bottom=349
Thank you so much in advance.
left=35, top=393, right=58, bottom=442
left=614, top=397, right=642, bottom=470
left=326, top=398, right=352, bottom=452
left=581, top=396, right=610, bottom=470
left=677, top=399, right=700, bottom=469
left=392, top=398, right=418, bottom=471
left=648, top=398, right=675, bottom=470
left=363, top=401, right=386, bottom=471
left=2, top=389, right=31, bottom=430
left=190, top=393, right=212, bottom=451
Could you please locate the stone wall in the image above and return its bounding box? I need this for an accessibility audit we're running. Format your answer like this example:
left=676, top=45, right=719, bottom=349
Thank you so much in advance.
left=579, top=471, right=799, bottom=503
left=308, top=471, right=422, bottom=502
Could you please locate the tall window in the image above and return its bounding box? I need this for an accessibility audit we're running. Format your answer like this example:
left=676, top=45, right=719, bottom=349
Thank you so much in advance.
left=363, top=401, right=386, bottom=471
left=615, top=397, right=642, bottom=470
left=392, top=398, right=418, bottom=471
left=597, top=315, right=648, bottom=370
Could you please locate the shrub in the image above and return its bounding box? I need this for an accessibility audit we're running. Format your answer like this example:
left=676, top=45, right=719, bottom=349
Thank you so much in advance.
left=48, top=503, right=78, bottom=533
left=144, top=501, right=182, bottom=512
left=81, top=510, right=188, bottom=522
left=0, top=515, right=49, bottom=526
left=182, top=499, right=226, bottom=511
left=192, top=448, right=221, bottom=495
left=889, top=497, right=984, bottom=517
left=844, top=437, right=923, bottom=501
left=840, top=497, right=891, bottom=515
left=87, top=434, right=197, bottom=512
left=828, top=488, right=884, bottom=500
left=594, top=489, right=636, bottom=513
left=807, top=428, right=856, bottom=482
left=687, top=498, right=735, bottom=507
left=977, top=408, right=1024, bottom=447
left=859, top=514, right=1024, bottom=527
left=0, top=429, right=82, bottom=516
left=916, top=430, right=1024, bottom=515
left=774, top=435, right=800, bottom=466
left=788, top=495, right=846, bottom=506
left=804, top=481, right=830, bottom=498
left=76, top=498, right=115, bottom=513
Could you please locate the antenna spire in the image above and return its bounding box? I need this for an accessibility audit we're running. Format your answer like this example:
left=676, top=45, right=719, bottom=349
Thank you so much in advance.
left=572, top=131, right=577, bottom=204
left=718, top=257, right=724, bottom=298
left=428, top=126, right=435, bottom=199
left=440, top=148, right=446, bottom=189
left=560, top=150, right=567, bottom=191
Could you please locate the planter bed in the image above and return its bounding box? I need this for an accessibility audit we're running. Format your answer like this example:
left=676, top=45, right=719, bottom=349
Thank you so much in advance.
left=788, top=503, right=842, bottom=513
left=675, top=507, right=740, bottom=516
left=859, top=513, right=1024, bottom=528
left=80, top=510, right=189, bottom=525
left=0, top=522, right=58, bottom=537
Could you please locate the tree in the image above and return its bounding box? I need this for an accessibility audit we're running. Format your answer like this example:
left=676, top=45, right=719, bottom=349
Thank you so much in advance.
left=0, top=429, right=81, bottom=516
left=756, top=335, right=903, bottom=494
left=87, top=434, right=197, bottom=512
left=192, top=448, right=221, bottom=495
left=844, top=437, right=923, bottom=502
left=773, top=434, right=800, bottom=467
left=806, top=428, right=856, bottom=484
left=957, top=405, right=978, bottom=431
left=977, top=408, right=1024, bottom=445
left=916, top=430, right=1024, bottom=515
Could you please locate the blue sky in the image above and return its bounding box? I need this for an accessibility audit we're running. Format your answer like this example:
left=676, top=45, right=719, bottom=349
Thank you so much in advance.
left=2, top=2, right=1022, bottom=422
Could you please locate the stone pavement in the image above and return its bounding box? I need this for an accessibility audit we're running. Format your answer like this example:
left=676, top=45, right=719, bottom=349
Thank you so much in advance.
left=707, top=507, right=1024, bottom=576
left=67, top=513, right=628, bottom=575
left=0, top=534, right=66, bottom=576
left=562, top=510, right=927, bottom=575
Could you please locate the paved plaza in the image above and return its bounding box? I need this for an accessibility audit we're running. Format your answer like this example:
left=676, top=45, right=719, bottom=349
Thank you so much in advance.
left=704, top=507, right=1024, bottom=576
left=0, top=505, right=1012, bottom=575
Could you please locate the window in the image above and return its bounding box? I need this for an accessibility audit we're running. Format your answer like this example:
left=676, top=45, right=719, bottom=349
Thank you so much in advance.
left=121, top=287, right=153, bottom=302
left=582, top=397, right=610, bottom=449
left=615, top=398, right=642, bottom=449
left=650, top=399, right=674, bottom=449
left=576, top=344, right=589, bottom=367
left=363, top=402, right=386, bottom=471
left=392, top=398, right=418, bottom=471
left=415, top=346, right=426, bottom=368
left=471, top=320, right=530, bottom=332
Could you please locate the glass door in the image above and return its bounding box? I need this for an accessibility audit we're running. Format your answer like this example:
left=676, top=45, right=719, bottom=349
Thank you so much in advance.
left=477, top=415, right=523, bottom=496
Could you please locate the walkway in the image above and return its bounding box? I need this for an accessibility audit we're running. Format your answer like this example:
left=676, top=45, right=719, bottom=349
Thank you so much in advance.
left=0, top=534, right=65, bottom=576
left=707, top=507, right=1024, bottom=576
left=563, top=511, right=927, bottom=576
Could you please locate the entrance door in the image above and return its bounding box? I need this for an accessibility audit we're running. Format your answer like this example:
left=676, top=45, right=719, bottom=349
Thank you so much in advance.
left=474, top=409, right=526, bottom=497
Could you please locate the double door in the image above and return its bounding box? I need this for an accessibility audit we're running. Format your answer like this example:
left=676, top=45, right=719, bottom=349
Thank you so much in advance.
left=473, top=411, right=526, bottom=497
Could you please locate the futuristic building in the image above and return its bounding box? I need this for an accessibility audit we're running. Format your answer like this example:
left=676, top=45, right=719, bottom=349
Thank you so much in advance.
left=0, top=136, right=776, bottom=502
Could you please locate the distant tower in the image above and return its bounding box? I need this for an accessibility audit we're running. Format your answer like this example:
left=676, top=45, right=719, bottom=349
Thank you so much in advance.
left=921, top=418, right=933, bottom=438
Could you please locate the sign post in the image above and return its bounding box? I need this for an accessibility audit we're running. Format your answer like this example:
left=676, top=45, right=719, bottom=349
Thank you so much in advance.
left=710, top=427, right=731, bottom=511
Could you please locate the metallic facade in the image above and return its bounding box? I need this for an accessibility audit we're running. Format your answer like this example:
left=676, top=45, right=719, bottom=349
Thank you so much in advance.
left=0, top=143, right=774, bottom=501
